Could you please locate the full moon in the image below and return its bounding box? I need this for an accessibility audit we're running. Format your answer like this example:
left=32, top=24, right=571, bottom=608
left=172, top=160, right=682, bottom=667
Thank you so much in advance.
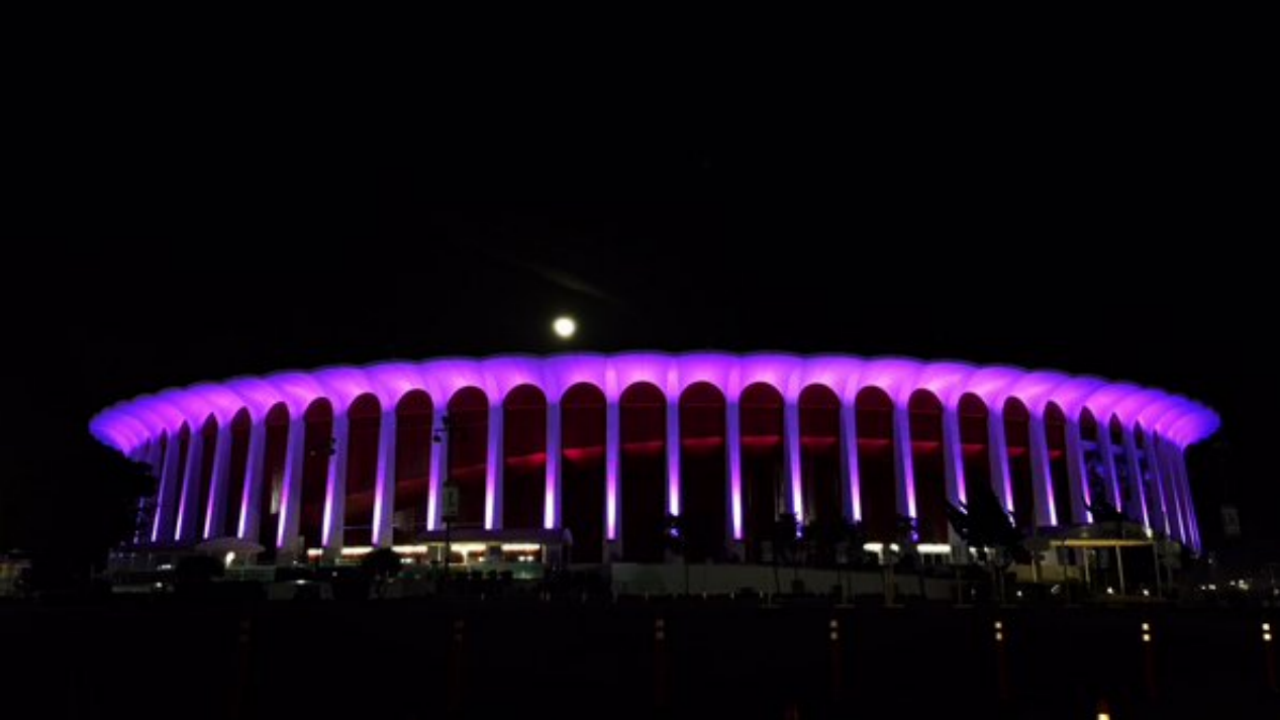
left=552, top=316, right=577, bottom=339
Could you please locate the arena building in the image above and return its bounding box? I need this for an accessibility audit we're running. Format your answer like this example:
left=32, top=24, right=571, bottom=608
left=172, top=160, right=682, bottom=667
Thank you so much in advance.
left=90, top=353, right=1217, bottom=569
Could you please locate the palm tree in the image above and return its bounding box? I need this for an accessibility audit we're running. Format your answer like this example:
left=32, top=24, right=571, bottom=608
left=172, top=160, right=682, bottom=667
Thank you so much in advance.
left=945, top=482, right=1027, bottom=603
left=802, top=515, right=844, bottom=568
left=893, top=514, right=928, bottom=602
left=770, top=512, right=799, bottom=595
left=826, top=518, right=868, bottom=603
left=361, top=547, right=403, bottom=598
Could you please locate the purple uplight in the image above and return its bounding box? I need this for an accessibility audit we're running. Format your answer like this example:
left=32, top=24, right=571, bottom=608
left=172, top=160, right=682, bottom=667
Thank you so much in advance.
left=785, top=401, right=803, bottom=522
left=727, top=402, right=744, bottom=540
left=605, top=400, right=620, bottom=540
left=666, top=401, right=681, bottom=517
left=544, top=410, right=560, bottom=530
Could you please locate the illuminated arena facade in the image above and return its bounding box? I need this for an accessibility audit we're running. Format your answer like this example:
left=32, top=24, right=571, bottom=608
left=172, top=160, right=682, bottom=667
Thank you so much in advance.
left=91, top=353, right=1218, bottom=566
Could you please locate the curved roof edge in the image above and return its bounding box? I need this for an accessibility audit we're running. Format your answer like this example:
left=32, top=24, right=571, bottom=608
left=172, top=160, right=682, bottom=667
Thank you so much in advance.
left=91, top=352, right=1220, bottom=454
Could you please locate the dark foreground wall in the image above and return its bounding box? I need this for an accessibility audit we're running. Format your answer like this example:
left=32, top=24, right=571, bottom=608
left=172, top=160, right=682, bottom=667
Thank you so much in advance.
left=1, top=600, right=1276, bottom=719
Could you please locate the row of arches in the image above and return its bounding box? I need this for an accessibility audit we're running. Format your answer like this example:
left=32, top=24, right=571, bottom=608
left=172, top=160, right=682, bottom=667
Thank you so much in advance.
left=141, top=381, right=1198, bottom=562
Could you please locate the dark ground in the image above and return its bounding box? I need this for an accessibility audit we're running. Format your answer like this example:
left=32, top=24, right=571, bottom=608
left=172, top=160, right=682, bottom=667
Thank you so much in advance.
left=2, top=598, right=1276, bottom=719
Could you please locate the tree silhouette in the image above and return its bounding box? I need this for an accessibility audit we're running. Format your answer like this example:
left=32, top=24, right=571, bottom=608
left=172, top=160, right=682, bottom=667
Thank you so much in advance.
left=361, top=547, right=403, bottom=598
left=771, top=512, right=800, bottom=593
left=892, top=514, right=928, bottom=602
left=945, top=483, right=1028, bottom=566
left=663, top=513, right=689, bottom=595
left=1085, top=468, right=1127, bottom=528
left=837, top=519, right=869, bottom=603
left=946, top=482, right=1029, bottom=603
left=802, top=515, right=846, bottom=568
left=17, top=435, right=157, bottom=592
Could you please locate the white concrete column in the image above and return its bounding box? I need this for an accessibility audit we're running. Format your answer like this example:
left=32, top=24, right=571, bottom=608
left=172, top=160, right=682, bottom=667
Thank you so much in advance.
left=140, top=440, right=162, bottom=544
left=1166, top=446, right=1188, bottom=545
left=666, top=397, right=681, bottom=517
left=238, top=420, right=267, bottom=540
left=783, top=399, right=803, bottom=520
left=153, top=433, right=183, bottom=543
left=840, top=403, right=861, bottom=522
left=426, top=407, right=448, bottom=532
left=1028, top=413, right=1056, bottom=527
left=485, top=403, right=504, bottom=530
left=726, top=400, right=742, bottom=544
left=605, top=400, right=621, bottom=546
left=129, top=441, right=150, bottom=544
left=277, top=417, right=307, bottom=554
left=175, top=428, right=206, bottom=543
left=891, top=403, right=917, bottom=520
left=987, top=406, right=1013, bottom=513
left=203, top=423, right=234, bottom=540
left=940, top=404, right=964, bottom=548
left=1177, top=445, right=1198, bottom=545
left=146, top=439, right=164, bottom=483
left=1173, top=448, right=1199, bottom=550
left=129, top=445, right=144, bottom=544
left=941, top=405, right=965, bottom=508
left=1064, top=417, right=1090, bottom=523
left=1172, top=443, right=1192, bottom=543
left=1158, top=443, right=1186, bottom=544
left=371, top=410, right=398, bottom=548
left=321, top=412, right=350, bottom=554
left=544, top=402, right=562, bottom=529
left=1098, top=427, right=1122, bottom=509
left=1144, top=430, right=1169, bottom=537
left=1121, top=425, right=1149, bottom=527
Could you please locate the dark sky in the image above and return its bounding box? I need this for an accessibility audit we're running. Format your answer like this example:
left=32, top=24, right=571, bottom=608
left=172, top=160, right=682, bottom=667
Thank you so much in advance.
left=4, top=64, right=1275, bottom=560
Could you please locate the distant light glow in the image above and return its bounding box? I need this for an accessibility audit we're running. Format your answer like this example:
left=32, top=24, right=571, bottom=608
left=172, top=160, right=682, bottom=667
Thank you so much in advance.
left=553, top=316, right=576, bottom=339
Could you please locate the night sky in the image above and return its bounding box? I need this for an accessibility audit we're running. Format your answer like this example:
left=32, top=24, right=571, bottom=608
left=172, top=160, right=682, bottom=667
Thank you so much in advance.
left=4, top=78, right=1274, bottom=563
